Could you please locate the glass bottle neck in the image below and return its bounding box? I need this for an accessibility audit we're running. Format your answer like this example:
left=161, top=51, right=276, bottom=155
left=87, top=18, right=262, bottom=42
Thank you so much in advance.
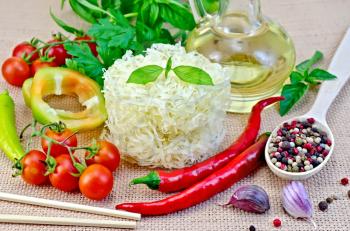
left=215, top=0, right=263, bottom=35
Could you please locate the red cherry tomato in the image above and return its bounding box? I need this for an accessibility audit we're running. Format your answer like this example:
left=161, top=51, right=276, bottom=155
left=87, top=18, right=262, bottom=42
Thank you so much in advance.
left=86, top=141, right=120, bottom=172
left=74, top=36, right=98, bottom=56
left=49, top=154, right=79, bottom=192
left=41, top=127, right=78, bottom=158
left=1, top=57, right=31, bottom=87
left=31, top=59, right=58, bottom=76
left=20, top=150, right=48, bottom=185
left=12, top=42, right=39, bottom=62
left=43, top=39, right=70, bottom=66
left=79, top=164, right=113, bottom=200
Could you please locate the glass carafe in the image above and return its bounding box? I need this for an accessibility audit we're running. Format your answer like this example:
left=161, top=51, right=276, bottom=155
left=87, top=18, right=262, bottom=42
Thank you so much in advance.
left=187, top=0, right=295, bottom=113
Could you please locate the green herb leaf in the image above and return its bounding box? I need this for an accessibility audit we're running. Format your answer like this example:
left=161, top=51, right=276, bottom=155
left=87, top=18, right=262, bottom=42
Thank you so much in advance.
left=296, top=51, right=323, bottom=73
left=96, top=40, right=123, bottom=67
left=290, top=71, right=304, bottom=84
left=308, top=68, right=337, bottom=80
left=165, top=57, right=172, bottom=78
left=77, top=0, right=115, bottom=18
left=202, top=0, right=219, bottom=13
left=65, top=59, right=86, bottom=74
left=173, top=66, right=214, bottom=85
left=64, top=42, right=104, bottom=86
left=149, top=4, right=160, bottom=26
left=127, top=65, right=164, bottom=84
left=101, top=0, right=121, bottom=10
left=139, top=2, right=160, bottom=27
left=120, top=0, right=138, bottom=14
left=159, top=1, right=195, bottom=30
left=128, top=41, right=145, bottom=55
left=50, top=9, right=85, bottom=36
left=88, top=13, right=135, bottom=49
left=61, top=0, right=66, bottom=9
left=68, top=0, right=98, bottom=23
left=280, top=83, right=308, bottom=116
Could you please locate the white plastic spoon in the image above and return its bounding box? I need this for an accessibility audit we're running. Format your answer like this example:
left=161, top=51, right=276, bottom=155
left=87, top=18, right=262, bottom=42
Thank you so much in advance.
left=265, top=28, right=350, bottom=180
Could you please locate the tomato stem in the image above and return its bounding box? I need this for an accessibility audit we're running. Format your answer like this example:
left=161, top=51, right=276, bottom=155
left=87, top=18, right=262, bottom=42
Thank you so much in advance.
left=124, top=12, right=138, bottom=18
left=25, top=39, right=96, bottom=62
left=21, top=121, right=99, bottom=176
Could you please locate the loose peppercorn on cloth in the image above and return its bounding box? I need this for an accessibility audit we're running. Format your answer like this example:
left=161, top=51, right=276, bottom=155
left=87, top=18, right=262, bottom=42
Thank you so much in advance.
left=1, top=0, right=350, bottom=230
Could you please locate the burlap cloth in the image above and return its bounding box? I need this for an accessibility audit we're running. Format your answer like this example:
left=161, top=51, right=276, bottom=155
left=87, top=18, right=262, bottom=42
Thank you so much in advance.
left=0, top=0, right=350, bottom=230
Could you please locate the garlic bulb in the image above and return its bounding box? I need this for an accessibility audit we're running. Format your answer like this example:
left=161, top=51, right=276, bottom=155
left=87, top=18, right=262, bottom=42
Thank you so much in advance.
left=228, top=185, right=270, bottom=214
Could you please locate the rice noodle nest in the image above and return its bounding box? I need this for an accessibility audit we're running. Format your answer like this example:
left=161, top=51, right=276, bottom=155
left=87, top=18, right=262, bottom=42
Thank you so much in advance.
left=103, top=44, right=231, bottom=169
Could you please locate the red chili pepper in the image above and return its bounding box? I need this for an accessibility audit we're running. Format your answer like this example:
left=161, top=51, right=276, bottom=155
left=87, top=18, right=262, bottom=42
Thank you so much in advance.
left=116, top=132, right=269, bottom=216
left=131, top=97, right=283, bottom=193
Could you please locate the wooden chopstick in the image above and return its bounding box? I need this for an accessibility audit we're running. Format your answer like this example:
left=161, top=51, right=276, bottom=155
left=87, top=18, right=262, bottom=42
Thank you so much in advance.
left=0, top=214, right=137, bottom=229
left=0, top=192, right=141, bottom=221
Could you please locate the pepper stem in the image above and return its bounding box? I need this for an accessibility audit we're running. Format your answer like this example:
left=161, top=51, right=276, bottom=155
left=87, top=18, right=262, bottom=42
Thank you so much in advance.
left=130, top=171, right=161, bottom=190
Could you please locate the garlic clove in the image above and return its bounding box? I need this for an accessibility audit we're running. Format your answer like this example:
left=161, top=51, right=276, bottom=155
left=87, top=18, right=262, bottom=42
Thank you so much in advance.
left=282, top=181, right=313, bottom=219
left=228, top=185, right=270, bottom=214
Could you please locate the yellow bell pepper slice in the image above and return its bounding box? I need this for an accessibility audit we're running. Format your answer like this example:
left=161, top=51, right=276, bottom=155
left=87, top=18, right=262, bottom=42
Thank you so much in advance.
left=23, top=67, right=107, bottom=132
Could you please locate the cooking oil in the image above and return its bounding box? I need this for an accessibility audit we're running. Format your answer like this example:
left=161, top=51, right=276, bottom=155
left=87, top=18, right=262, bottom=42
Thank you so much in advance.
left=186, top=11, right=295, bottom=113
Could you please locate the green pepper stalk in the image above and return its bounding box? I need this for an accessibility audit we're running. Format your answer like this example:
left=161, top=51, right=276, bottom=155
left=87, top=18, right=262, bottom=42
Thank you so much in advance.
left=0, top=91, right=26, bottom=162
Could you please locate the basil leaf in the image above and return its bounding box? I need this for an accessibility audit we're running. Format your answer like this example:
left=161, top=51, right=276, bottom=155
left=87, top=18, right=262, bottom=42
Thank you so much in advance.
left=159, top=2, right=195, bottom=30
left=290, top=71, right=304, bottom=84
left=135, top=20, right=174, bottom=45
left=149, top=4, right=160, bottom=26
left=127, top=65, right=164, bottom=84
left=159, top=28, right=175, bottom=44
left=50, top=9, right=85, bottom=36
left=140, top=2, right=151, bottom=25
left=165, top=57, right=172, bottom=78
left=173, top=66, right=214, bottom=85
left=280, top=83, right=308, bottom=116
left=135, top=20, right=158, bottom=43
left=296, top=51, right=323, bottom=73
left=202, top=0, right=219, bottom=13
left=308, top=68, right=337, bottom=80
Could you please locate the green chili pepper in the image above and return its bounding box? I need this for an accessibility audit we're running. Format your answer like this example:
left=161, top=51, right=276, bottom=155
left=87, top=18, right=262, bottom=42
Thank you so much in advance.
left=0, top=90, right=25, bottom=162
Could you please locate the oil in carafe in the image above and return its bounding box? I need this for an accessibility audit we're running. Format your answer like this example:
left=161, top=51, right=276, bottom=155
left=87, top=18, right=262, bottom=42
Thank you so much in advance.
left=186, top=1, right=295, bottom=113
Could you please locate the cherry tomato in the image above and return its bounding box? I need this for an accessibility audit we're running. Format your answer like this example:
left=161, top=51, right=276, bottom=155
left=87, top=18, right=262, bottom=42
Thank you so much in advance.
left=1, top=57, right=31, bottom=87
left=86, top=141, right=120, bottom=172
left=41, top=127, right=77, bottom=157
left=30, top=59, right=57, bottom=76
left=79, top=164, right=113, bottom=200
left=20, top=150, right=48, bottom=185
left=43, top=39, right=70, bottom=66
left=12, top=42, right=39, bottom=62
left=74, top=36, right=98, bottom=56
left=49, top=154, right=79, bottom=192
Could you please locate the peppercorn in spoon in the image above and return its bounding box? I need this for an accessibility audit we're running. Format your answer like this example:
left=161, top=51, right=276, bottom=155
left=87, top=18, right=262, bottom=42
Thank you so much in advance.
left=265, top=28, right=350, bottom=180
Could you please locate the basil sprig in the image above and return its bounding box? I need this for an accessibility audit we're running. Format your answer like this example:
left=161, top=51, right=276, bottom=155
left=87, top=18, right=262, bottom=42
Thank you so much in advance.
left=127, top=57, right=214, bottom=86
left=280, top=51, right=337, bottom=116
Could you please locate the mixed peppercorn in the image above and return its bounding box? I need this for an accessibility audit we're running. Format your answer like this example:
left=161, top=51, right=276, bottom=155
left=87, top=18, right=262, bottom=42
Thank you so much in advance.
left=268, top=118, right=332, bottom=172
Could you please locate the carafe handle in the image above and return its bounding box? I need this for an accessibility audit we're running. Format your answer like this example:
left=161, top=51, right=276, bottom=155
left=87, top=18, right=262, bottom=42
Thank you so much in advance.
left=189, top=0, right=212, bottom=23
